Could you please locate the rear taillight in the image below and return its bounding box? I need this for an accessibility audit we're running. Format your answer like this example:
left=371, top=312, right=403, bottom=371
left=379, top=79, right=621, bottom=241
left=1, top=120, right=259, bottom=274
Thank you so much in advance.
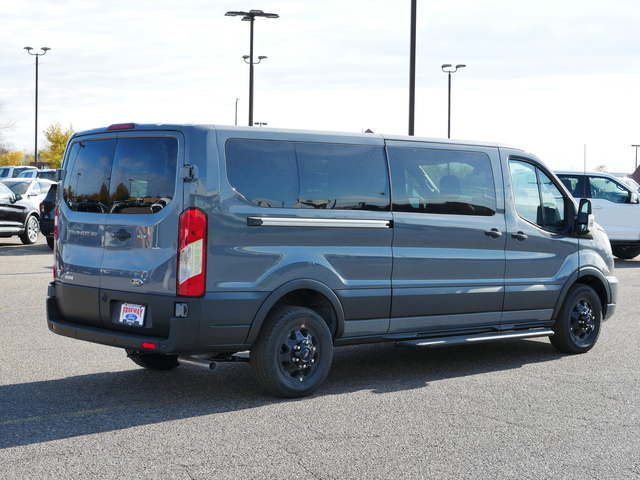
left=177, top=208, right=207, bottom=297
left=53, top=207, right=58, bottom=280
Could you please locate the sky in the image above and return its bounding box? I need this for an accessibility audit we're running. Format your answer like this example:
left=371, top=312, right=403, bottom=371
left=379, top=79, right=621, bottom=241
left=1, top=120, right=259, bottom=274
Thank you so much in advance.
left=2, top=0, right=640, bottom=173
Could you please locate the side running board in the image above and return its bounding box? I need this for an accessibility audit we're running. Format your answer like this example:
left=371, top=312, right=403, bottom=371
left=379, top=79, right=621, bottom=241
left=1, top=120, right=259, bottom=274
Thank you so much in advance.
left=395, top=328, right=554, bottom=348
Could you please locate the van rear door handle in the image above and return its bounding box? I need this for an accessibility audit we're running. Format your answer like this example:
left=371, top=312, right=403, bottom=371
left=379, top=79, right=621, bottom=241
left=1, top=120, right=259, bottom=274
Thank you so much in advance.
left=484, top=228, right=502, bottom=239
left=112, top=229, right=131, bottom=240
left=511, top=231, right=528, bottom=241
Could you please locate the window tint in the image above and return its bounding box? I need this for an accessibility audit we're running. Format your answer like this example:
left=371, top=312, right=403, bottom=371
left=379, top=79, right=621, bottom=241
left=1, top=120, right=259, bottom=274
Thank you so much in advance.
left=225, top=139, right=390, bottom=211
left=588, top=176, right=630, bottom=203
left=556, top=174, right=585, bottom=198
left=387, top=147, right=496, bottom=216
left=63, top=137, right=178, bottom=214
left=226, top=139, right=298, bottom=208
left=510, top=159, right=566, bottom=232
left=295, top=143, right=389, bottom=210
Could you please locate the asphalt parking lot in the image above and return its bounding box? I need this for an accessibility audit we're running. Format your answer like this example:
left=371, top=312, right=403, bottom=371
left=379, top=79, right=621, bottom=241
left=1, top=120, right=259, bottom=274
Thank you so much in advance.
left=0, top=235, right=638, bottom=479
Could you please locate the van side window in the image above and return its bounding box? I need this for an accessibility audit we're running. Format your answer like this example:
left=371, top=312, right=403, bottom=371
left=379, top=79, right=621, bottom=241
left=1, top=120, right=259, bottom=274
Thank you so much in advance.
left=226, top=140, right=299, bottom=208
left=387, top=147, right=496, bottom=216
left=510, top=159, right=566, bottom=232
left=295, top=143, right=390, bottom=210
left=63, top=137, right=178, bottom=214
left=225, top=139, right=391, bottom=211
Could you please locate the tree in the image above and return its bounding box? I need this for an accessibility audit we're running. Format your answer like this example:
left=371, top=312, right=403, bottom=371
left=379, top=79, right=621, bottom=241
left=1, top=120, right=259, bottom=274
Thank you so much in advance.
left=40, top=123, right=75, bottom=168
left=0, top=151, right=24, bottom=167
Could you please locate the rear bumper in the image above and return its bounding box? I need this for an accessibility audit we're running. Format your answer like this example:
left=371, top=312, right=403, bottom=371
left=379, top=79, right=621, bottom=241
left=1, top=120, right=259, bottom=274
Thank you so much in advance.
left=47, top=295, right=199, bottom=353
left=46, top=282, right=255, bottom=354
left=39, top=219, right=54, bottom=237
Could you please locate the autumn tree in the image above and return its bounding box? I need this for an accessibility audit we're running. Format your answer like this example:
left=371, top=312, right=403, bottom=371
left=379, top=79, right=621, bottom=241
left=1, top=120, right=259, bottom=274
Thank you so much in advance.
left=40, top=123, right=75, bottom=168
left=0, top=150, right=24, bottom=167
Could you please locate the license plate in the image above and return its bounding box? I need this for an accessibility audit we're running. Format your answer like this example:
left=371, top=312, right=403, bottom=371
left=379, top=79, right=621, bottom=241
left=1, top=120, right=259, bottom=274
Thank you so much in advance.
left=118, top=303, right=146, bottom=327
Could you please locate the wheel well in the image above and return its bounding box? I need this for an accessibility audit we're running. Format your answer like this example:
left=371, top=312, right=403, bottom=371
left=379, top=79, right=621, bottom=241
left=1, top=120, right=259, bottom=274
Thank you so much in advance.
left=575, top=275, right=607, bottom=313
left=271, top=289, right=338, bottom=338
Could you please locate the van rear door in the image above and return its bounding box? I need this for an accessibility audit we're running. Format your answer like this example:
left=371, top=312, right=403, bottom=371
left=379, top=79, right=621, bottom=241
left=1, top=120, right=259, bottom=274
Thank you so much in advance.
left=57, top=130, right=183, bottom=334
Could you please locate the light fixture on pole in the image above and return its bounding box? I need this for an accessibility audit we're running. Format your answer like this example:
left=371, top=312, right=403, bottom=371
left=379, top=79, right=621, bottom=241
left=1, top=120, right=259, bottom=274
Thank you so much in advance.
left=226, top=10, right=279, bottom=127
left=24, top=46, right=51, bottom=168
left=254, top=122, right=267, bottom=127
left=441, top=64, right=465, bottom=139
left=632, top=145, right=640, bottom=171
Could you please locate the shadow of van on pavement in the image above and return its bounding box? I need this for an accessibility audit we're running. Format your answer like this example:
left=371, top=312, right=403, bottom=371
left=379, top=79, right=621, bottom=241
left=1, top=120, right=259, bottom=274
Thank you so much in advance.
left=0, top=338, right=561, bottom=449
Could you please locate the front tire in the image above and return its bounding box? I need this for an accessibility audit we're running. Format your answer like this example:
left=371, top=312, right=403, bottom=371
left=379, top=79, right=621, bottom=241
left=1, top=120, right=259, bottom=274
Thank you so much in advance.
left=125, top=349, right=180, bottom=370
left=550, top=284, right=602, bottom=354
left=251, top=306, right=333, bottom=398
left=20, top=215, right=39, bottom=245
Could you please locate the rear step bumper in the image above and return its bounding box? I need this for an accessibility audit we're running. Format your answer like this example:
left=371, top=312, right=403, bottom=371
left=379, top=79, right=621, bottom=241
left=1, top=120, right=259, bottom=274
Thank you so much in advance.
left=395, top=328, right=554, bottom=348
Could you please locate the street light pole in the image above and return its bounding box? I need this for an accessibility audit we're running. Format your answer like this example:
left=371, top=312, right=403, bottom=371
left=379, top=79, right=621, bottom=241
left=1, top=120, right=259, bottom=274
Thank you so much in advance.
left=408, top=0, right=417, bottom=136
left=632, top=145, right=640, bottom=171
left=24, top=46, right=51, bottom=168
left=226, top=10, right=279, bottom=127
left=441, top=64, right=465, bottom=139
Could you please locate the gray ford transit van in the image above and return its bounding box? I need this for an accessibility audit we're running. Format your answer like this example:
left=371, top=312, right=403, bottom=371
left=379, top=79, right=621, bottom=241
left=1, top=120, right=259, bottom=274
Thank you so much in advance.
left=46, top=124, right=618, bottom=398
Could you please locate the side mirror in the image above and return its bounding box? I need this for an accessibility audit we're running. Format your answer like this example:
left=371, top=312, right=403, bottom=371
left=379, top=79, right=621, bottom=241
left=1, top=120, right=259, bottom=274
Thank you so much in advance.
left=576, top=198, right=592, bottom=235
left=55, top=169, right=64, bottom=182
left=629, top=192, right=639, bottom=204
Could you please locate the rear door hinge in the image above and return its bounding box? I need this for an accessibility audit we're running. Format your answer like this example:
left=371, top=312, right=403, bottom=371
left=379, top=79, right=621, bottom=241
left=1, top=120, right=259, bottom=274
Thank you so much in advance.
left=180, top=164, right=195, bottom=181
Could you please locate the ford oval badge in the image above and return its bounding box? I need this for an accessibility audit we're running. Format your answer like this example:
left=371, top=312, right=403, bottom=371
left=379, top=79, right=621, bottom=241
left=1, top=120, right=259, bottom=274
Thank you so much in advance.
left=130, top=278, right=144, bottom=287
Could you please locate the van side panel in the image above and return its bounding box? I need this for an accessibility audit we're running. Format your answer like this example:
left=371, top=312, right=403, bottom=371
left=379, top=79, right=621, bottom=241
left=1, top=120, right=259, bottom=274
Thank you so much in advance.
left=386, top=141, right=507, bottom=333
left=205, top=130, right=393, bottom=341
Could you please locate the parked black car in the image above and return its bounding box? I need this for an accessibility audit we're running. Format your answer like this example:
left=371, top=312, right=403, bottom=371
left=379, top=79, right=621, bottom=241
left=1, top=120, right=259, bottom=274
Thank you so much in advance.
left=39, top=182, right=57, bottom=249
left=0, top=182, right=40, bottom=244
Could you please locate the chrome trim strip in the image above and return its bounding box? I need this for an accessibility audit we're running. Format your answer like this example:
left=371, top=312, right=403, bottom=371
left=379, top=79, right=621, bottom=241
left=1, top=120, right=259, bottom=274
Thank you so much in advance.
left=248, top=217, right=391, bottom=229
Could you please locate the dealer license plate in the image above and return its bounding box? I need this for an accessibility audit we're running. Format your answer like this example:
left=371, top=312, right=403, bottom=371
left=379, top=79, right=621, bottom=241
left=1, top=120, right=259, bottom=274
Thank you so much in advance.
left=118, top=303, right=146, bottom=327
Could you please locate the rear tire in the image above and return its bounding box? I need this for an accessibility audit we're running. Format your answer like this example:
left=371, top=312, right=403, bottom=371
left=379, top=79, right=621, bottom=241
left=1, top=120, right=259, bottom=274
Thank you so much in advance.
left=125, top=349, right=180, bottom=370
left=251, top=306, right=333, bottom=398
left=550, top=284, right=602, bottom=354
left=46, top=236, right=54, bottom=249
left=20, top=215, right=39, bottom=245
left=611, top=245, right=640, bottom=259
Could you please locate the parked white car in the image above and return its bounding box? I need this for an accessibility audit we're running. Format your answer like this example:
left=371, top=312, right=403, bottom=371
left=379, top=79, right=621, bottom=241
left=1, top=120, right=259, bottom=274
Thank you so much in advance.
left=0, top=178, right=56, bottom=215
left=556, top=170, right=640, bottom=259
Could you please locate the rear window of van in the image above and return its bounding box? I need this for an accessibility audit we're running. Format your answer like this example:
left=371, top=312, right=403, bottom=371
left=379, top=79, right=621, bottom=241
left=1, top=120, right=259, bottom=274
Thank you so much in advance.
left=62, top=137, right=178, bottom=214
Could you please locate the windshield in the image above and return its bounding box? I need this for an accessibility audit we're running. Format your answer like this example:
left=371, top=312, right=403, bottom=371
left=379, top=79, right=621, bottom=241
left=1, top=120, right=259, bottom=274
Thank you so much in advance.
left=3, top=181, right=29, bottom=195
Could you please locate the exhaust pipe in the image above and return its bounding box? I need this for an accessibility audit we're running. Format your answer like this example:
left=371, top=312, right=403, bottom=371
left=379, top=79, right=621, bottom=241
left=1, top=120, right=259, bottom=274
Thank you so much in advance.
left=178, top=355, right=217, bottom=371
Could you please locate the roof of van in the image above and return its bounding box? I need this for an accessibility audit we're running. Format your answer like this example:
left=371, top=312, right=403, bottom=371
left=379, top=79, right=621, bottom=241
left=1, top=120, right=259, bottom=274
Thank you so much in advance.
left=73, top=123, right=527, bottom=152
